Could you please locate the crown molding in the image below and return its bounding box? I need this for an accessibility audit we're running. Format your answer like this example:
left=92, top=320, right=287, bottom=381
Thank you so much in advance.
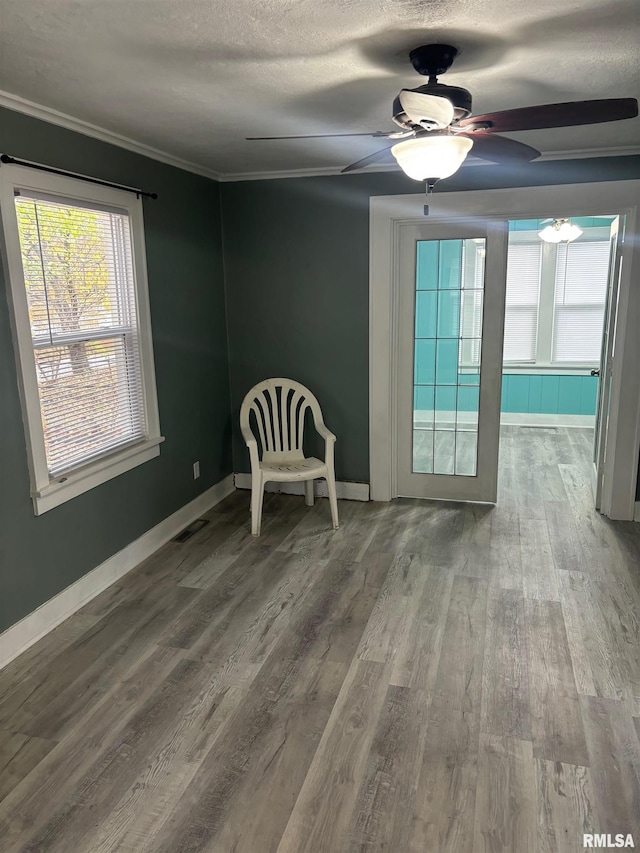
left=217, top=145, right=640, bottom=182
left=216, top=159, right=511, bottom=182
left=216, top=163, right=397, bottom=182
left=1, top=91, right=637, bottom=185
left=537, top=145, right=640, bottom=161
left=0, top=90, right=222, bottom=181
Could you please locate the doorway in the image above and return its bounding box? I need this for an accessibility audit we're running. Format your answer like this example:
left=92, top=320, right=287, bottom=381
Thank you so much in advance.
left=395, top=213, right=618, bottom=508
left=369, top=182, right=640, bottom=519
left=498, top=215, right=619, bottom=510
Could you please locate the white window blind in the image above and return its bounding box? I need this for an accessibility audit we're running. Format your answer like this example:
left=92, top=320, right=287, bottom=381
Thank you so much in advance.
left=459, top=239, right=485, bottom=365
left=552, top=240, right=609, bottom=362
left=15, top=193, right=146, bottom=477
left=503, top=242, right=542, bottom=362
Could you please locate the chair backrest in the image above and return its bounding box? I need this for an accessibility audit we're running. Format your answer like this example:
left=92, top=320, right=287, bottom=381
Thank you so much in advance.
left=240, top=378, right=323, bottom=463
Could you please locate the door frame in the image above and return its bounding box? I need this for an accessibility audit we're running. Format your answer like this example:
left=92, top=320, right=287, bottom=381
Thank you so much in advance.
left=592, top=217, right=623, bottom=509
left=369, top=180, right=640, bottom=519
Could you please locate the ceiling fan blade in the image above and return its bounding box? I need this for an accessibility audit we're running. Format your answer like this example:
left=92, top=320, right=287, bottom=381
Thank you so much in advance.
left=459, top=98, right=638, bottom=133
left=341, top=144, right=396, bottom=173
left=459, top=132, right=541, bottom=163
left=246, top=131, right=393, bottom=140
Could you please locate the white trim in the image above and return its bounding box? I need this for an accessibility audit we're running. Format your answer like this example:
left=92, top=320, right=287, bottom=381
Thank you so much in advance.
left=414, top=410, right=479, bottom=428
left=0, top=164, right=164, bottom=514
left=33, top=438, right=165, bottom=515
left=533, top=146, right=640, bottom=161
left=536, top=240, right=557, bottom=363
left=502, top=366, right=597, bottom=375
left=216, top=147, right=640, bottom=182
left=414, top=411, right=595, bottom=428
left=233, top=472, right=369, bottom=501
left=217, top=164, right=397, bottom=182
left=499, top=413, right=595, bottom=428
left=601, top=207, right=640, bottom=519
left=369, top=181, right=640, bottom=519
left=0, top=474, right=235, bottom=671
left=2, top=91, right=639, bottom=184
left=0, top=90, right=221, bottom=181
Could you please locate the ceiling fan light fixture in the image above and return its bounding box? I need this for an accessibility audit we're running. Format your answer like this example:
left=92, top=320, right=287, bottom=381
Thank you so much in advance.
left=538, top=219, right=583, bottom=243
left=391, top=135, right=473, bottom=182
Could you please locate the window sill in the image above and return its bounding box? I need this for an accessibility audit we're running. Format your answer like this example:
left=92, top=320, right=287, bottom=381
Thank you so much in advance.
left=502, top=364, right=598, bottom=375
left=32, top=436, right=165, bottom=515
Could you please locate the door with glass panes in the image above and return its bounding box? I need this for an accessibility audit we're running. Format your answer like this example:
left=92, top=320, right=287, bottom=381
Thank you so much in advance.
left=396, top=221, right=508, bottom=502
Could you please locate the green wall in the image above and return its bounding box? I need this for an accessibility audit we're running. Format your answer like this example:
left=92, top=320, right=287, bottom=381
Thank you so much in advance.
left=222, top=156, right=640, bottom=483
left=222, top=172, right=417, bottom=483
left=0, top=108, right=232, bottom=634
left=2, top=105, right=639, bottom=636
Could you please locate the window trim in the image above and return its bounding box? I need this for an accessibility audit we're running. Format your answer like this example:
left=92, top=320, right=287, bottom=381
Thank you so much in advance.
left=0, top=164, right=163, bottom=515
left=502, top=227, right=610, bottom=369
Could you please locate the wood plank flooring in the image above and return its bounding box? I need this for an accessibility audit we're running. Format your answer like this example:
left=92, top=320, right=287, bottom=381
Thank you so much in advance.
left=0, top=425, right=639, bottom=852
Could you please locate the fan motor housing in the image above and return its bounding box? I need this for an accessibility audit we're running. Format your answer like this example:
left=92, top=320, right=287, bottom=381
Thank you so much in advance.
left=392, top=84, right=473, bottom=130
left=409, top=44, right=458, bottom=77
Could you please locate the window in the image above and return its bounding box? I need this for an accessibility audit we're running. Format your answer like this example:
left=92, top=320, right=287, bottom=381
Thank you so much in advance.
left=503, top=242, right=542, bottom=362
left=552, top=241, right=610, bottom=362
left=459, top=239, right=484, bottom=367
left=502, top=224, right=613, bottom=367
left=1, top=166, right=162, bottom=514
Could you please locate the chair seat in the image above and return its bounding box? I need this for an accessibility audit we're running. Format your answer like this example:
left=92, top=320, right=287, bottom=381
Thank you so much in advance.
left=260, top=456, right=327, bottom=482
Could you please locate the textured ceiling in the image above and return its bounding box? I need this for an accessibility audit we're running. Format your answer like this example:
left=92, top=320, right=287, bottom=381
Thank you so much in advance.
left=0, top=0, right=639, bottom=177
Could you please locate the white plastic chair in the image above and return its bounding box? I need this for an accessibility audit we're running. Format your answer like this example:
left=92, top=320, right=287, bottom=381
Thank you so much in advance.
left=240, top=378, right=339, bottom=536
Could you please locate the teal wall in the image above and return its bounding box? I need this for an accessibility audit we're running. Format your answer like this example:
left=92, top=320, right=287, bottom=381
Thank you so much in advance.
left=0, top=108, right=232, bottom=634
left=412, top=220, right=605, bottom=418
left=414, top=382, right=479, bottom=414
left=501, top=374, right=597, bottom=415
left=413, top=238, right=480, bottom=417
left=509, top=216, right=615, bottom=231
left=415, top=374, right=597, bottom=415
left=222, top=156, right=640, bottom=482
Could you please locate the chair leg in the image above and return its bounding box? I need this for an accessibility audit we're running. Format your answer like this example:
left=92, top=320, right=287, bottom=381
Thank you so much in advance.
left=304, top=479, right=315, bottom=507
left=326, top=472, right=339, bottom=529
left=251, top=473, right=265, bottom=536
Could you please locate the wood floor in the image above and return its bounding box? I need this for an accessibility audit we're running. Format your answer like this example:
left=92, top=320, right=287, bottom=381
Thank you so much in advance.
left=1, top=426, right=639, bottom=852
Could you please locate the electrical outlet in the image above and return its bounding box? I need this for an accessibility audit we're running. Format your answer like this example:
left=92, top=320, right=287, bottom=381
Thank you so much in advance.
left=193, top=461, right=200, bottom=479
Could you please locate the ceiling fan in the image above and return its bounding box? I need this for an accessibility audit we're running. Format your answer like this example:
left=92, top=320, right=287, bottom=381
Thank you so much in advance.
left=247, top=43, right=638, bottom=189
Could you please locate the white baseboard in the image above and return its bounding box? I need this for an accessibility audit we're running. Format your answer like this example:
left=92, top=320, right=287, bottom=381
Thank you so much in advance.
left=414, top=409, right=477, bottom=429
left=0, top=474, right=235, bottom=671
left=233, top=473, right=370, bottom=502
left=414, top=411, right=595, bottom=429
left=500, top=413, right=595, bottom=428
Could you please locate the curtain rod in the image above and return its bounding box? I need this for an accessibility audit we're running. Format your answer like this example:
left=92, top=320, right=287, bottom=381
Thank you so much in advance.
left=0, top=154, right=158, bottom=200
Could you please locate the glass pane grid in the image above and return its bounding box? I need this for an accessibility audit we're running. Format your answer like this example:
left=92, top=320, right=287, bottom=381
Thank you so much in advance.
left=413, top=239, right=485, bottom=477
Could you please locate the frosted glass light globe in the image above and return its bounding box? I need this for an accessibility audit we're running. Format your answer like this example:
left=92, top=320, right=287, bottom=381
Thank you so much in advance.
left=391, top=135, right=473, bottom=182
